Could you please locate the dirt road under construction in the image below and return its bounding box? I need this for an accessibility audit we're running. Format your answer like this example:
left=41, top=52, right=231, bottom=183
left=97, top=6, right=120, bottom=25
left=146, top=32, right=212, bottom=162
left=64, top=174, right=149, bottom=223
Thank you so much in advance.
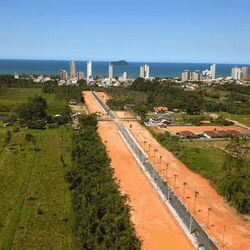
left=83, top=91, right=194, bottom=250
left=84, top=91, right=250, bottom=250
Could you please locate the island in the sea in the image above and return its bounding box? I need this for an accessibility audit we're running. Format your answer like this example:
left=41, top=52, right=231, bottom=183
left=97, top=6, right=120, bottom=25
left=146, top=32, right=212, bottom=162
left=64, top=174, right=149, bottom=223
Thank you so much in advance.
left=110, top=60, right=128, bottom=66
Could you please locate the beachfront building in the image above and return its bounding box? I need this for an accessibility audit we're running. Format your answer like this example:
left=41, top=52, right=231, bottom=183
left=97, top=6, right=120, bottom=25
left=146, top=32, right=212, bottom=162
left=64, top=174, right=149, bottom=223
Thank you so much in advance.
left=77, top=71, right=84, bottom=80
left=123, top=72, right=127, bottom=81
left=242, top=66, right=249, bottom=80
left=59, top=70, right=68, bottom=80
left=181, top=70, right=191, bottom=81
left=108, top=63, right=113, bottom=79
left=231, top=67, right=242, bottom=80
left=192, top=70, right=202, bottom=81
left=87, top=61, right=92, bottom=82
left=140, top=64, right=150, bottom=79
left=210, top=64, right=216, bottom=79
left=70, top=60, right=76, bottom=77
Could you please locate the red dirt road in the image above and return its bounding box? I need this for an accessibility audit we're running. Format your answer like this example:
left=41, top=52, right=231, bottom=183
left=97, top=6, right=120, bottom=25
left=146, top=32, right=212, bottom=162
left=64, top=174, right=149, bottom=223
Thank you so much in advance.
left=123, top=120, right=250, bottom=250
left=94, top=91, right=250, bottom=250
left=83, top=91, right=194, bottom=250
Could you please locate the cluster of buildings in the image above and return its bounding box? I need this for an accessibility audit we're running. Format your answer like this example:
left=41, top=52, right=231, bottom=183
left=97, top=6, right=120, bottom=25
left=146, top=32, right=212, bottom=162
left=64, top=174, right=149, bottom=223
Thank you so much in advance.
left=231, top=66, right=249, bottom=80
left=140, top=64, right=150, bottom=79
left=59, top=60, right=85, bottom=85
left=181, top=64, right=216, bottom=82
left=59, top=61, right=153, bottom=86
left=181, top=64, right=249, bottom=82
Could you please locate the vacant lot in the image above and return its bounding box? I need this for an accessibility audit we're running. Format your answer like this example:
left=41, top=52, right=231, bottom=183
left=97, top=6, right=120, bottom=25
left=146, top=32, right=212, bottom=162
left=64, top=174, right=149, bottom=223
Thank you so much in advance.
left=0, top=126, right=77, bottom=250
left=0, top=88, right=67, bottom=115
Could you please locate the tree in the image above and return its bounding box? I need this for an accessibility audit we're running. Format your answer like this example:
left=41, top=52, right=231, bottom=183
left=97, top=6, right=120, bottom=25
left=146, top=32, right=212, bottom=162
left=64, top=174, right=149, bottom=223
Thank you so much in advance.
left=219, top=138, right=250, bottom=214
left=15, top=95, right=48, bottom=129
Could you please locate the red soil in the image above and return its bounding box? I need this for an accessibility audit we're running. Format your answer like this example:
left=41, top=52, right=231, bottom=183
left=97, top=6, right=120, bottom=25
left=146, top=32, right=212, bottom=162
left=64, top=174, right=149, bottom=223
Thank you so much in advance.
left=83, top=91, right=194, bottom=250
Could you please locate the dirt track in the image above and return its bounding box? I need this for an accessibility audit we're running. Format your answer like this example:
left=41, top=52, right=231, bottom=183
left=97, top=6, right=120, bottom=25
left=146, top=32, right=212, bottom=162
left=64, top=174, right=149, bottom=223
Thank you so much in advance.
left=83, top=91, right=194, bottom=250
left=154, top=125, right=246, bottom=134
left=94, top=91, right=250, bottom=250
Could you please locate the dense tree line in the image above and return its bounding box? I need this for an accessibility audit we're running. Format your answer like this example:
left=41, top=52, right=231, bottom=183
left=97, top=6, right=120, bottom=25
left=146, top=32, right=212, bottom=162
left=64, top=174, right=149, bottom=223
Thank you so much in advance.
left=42, top=81, right=89, bottom=103
left=128, top=78, right=206, bottom=115
left=0, top=75, right=42, bottom=88
left=65, top=114, right=141, bottom=249
left=110, top=78, right=250, bottom=116
left=219, top=139, right=250, bottom=214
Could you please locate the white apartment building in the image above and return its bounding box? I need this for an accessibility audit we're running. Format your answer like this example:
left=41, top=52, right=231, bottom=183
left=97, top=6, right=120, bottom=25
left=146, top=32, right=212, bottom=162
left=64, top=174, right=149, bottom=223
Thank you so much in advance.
left=181, top=70, right=190, bottom=81
left=108, top=63, right=113, bottom=79
left=210, top=64, right=216, bottom=79
left=231, top=67, right=242, bottom=80
left=192, top=70, right=202, bottom=81
left=140, top=64, right=150, bottom=79
left=87, top=61, right=92, bottom=81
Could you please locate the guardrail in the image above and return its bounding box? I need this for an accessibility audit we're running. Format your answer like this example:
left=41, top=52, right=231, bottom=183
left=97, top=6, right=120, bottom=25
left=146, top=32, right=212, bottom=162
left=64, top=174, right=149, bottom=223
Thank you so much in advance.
left=91, top=91, right=117, bottom=119
left=91, top=91, right=218, bottom=250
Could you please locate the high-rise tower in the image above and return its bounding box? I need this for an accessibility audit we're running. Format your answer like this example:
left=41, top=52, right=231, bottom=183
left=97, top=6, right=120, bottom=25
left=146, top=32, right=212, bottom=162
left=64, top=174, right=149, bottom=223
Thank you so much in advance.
left=210, top=64, right=216, bottom=79
left=70, top=60, right=76, bottom=77
left=108, top=63, right=113, bottom=79
left=87, top=61, right=92, bottom=81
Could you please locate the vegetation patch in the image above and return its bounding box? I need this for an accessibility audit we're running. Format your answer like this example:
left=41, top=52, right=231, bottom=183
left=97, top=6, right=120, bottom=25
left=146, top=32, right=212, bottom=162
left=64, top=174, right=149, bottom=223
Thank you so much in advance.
left=65, top=114, right=141, bottom=249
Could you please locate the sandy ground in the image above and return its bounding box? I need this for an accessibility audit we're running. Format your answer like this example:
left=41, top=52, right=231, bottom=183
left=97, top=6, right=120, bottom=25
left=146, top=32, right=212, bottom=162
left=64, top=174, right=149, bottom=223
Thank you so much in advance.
left=83, top=91, right=194, bottom=250
left=155, top=125, right=247, bottom=134
left=122, top=120, right=250, bottom=250
left=99, top=121, right=194, bottom=250
left=93, top=92, right=250, bottom=250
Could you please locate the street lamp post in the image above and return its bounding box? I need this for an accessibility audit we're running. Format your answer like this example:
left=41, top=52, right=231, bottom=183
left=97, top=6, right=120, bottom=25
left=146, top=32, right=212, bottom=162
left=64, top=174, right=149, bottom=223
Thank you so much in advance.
left=194, top=191, right=199, bottom=213
left=207, top=207, right=212, bottom=228
left=153, top=149, right=158, bottom=165
left=222, top=225, right=226, bottom=247
left=174, top=174, right=178, bottom=189
left=183, top=182, right=187, bottom=199
left=159, top=155, right=162, bottom=169
left=148, top=144, right=151, bottom=155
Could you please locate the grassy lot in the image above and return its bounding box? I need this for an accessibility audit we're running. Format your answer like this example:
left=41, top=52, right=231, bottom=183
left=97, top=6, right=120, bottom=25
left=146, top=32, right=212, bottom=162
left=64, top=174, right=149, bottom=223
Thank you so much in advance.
left=176, top=140, right=227, bottom=181
left=0, top=126, right=78, bottom=250
left=152, top=129, right=228, bottom=184
left=219, top=112, right=250, bottom=127
left=0, top=88, right=67, bottom=115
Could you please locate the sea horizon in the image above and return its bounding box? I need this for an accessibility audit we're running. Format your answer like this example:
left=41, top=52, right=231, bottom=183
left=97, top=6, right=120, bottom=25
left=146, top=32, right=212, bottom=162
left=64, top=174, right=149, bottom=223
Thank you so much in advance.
left=0, top=59, right=249, bottom=78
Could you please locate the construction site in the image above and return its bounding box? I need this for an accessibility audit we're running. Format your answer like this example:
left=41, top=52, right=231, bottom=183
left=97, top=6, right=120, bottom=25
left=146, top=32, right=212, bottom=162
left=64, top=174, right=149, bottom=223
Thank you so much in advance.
left=83, top=91, right=250, bottom=250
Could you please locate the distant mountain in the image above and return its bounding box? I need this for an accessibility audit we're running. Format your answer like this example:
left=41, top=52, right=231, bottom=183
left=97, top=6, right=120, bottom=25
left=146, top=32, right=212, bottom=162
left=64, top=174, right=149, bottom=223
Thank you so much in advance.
left=110, top=60, right=128, bottom=66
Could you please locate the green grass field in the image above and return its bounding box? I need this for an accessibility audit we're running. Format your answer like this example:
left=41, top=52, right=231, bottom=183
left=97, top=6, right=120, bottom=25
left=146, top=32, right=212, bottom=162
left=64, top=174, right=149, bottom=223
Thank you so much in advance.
left=219, top=112, right=250, bottom=127
left=176, top=141, right=226, bottom=181
left=153, top=130, right=228, bottom=184
left=0, top=88, right=67, bottom=115
left=0, top=126, right=78, bottom=250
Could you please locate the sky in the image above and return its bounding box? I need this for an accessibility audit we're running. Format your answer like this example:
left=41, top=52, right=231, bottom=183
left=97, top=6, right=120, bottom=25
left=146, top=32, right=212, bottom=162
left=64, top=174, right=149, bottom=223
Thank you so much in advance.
left=0, top=0, right=250, bottom=63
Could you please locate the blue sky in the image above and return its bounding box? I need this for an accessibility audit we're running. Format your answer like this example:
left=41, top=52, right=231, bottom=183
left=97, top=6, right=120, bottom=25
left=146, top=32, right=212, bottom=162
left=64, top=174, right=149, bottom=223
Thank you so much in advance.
left=0, top=0, right=250, bottom=63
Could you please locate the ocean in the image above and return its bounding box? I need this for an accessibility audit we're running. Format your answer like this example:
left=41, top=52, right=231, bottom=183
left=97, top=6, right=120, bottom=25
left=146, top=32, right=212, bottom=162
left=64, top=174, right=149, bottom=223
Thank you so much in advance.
left=0, top=59, right=249, bottom=78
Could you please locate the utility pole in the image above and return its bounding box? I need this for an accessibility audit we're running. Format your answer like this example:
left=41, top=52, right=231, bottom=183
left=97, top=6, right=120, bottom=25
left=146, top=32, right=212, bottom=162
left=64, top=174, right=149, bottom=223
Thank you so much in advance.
left=194, top=191, right=199, bottom=213
left=207, top=207, right=212, bottom=228
left=153, top=149, right=158, bottom=165
left=183, top=182, right=187, bottom=199
left=174, top=174, right=178, bottom=189
left=159, top=155, right=162, bottom=169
